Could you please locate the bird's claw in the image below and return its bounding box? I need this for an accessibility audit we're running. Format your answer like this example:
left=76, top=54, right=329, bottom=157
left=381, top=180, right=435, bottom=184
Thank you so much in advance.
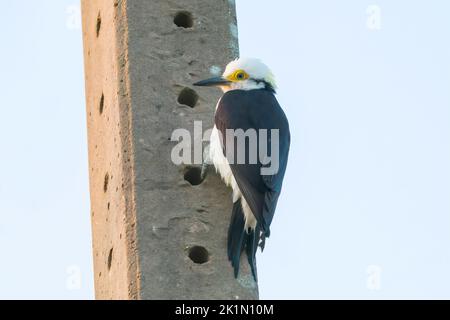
left=200, top=143, right=212, bottom=180
left=200, top=162, right=210, bottom=180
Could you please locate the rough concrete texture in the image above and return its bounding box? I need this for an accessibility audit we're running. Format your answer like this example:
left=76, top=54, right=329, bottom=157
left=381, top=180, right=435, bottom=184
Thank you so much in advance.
left=81, top=0, right=139, bottom=299
left=82, top=0, right=258, bottom=299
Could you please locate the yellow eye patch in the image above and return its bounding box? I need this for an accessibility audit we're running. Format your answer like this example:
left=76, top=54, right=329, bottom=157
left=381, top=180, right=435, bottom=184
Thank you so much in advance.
left=226, top=69, right=250, bottom=82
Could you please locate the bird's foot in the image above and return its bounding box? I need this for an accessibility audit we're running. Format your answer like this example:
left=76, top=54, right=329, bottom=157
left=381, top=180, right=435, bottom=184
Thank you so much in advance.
left=200, top=143, right=212, bottom=180
left=200, top=161, right=211, bottom=180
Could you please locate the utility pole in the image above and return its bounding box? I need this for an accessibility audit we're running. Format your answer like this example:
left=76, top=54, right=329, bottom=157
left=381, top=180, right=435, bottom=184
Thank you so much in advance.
left=81, top=0, right=258, bottom=299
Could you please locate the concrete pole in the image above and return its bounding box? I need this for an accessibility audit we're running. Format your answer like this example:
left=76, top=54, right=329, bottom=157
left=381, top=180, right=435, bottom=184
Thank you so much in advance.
left=81, top=0, right=258, bottom=299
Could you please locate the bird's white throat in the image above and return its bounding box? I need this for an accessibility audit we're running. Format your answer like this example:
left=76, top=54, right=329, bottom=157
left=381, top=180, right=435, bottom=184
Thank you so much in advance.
left=220, top=79, right=266, bottom=93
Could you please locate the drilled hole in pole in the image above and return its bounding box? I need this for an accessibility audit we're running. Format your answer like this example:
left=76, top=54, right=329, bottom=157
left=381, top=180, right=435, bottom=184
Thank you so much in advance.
left=177, top=87, right=199, bottom=108
left=107, top=248, right=113, bottom=270
left=103, top=173, right=109, bottom=192
left=96, top=12, right=102, bottom=37
left=99, top=93, right=104, bottom=114
left=174, top=11, right=193, bottom=28
left=184, top=167, right=203, bottom=186
left=188, top=246, right=209, bottom=264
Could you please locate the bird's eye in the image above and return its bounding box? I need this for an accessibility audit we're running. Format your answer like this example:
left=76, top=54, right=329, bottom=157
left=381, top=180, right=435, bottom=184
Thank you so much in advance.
left=228, top=70, right=248, bottom=82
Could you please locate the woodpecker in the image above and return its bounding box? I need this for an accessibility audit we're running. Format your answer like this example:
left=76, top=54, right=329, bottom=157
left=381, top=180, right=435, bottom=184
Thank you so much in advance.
left=194, top=58, right=290, bottom=280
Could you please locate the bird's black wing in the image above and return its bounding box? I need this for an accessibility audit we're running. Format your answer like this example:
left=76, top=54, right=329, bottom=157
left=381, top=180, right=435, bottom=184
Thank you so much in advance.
left=215, top=89, right=290, bottom=236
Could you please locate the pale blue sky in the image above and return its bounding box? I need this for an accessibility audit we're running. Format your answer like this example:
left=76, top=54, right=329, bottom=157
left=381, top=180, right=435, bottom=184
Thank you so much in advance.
left=1, top=1, right=449, bottom=299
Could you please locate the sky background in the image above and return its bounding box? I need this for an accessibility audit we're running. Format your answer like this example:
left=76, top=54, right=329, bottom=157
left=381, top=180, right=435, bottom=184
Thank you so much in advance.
left=0, top=0, right=449, bottom=299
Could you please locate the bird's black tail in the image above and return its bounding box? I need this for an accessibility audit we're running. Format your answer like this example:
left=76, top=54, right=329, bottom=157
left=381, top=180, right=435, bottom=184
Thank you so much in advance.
left=227, top=199, right=261, bottom=281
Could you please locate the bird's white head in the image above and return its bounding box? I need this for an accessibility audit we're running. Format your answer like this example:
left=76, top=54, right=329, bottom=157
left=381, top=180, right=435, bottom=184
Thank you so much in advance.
left=194, top=57, right=277, bottom=93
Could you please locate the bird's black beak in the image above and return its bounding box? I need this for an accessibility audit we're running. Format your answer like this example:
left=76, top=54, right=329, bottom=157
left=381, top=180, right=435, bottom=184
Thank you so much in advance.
left=193, top=76, right=231, bottom=87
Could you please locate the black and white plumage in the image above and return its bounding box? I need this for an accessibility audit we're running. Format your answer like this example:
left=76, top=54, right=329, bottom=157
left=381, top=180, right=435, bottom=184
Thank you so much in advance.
left=194, top=58, right=290, bottom=280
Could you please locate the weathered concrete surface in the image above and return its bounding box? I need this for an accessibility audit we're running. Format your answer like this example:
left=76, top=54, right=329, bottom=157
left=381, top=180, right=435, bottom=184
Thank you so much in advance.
left=81, top=0, right=139, bottom=299
left=82, top=0, right=258, bottom=299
